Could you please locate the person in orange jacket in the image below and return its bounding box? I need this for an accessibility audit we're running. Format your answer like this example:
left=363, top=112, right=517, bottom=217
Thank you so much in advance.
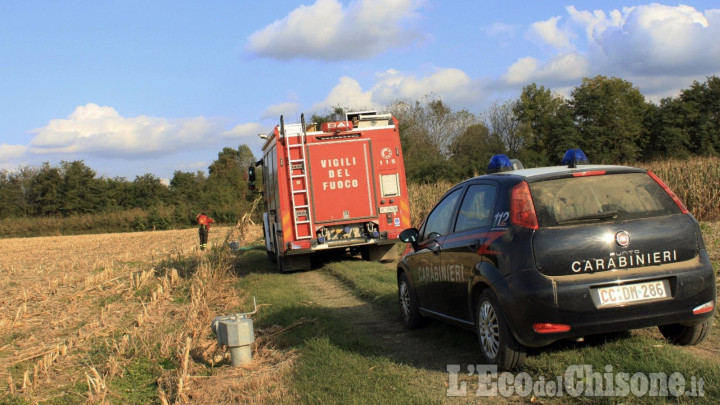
left=196, top=212, right=215, bottom=250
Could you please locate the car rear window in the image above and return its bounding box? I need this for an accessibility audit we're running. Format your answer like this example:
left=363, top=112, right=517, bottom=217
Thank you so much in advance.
left=529, top=172, right=681, bottom=227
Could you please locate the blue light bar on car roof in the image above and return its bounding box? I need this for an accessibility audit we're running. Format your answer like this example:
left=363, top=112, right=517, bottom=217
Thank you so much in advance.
left=561, top=149, right=589, bottom=168
left=487, top=154, right=514, bottom=174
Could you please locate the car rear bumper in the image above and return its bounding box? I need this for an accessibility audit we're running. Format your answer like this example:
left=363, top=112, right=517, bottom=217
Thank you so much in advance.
left=499, top=251, right=717, bottom=347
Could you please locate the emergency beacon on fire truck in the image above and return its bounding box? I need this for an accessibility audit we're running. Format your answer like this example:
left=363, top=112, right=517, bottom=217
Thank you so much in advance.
left=249, top=111, right=410, bottom=272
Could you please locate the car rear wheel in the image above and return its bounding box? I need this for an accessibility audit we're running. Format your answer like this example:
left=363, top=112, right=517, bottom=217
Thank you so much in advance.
left=658, top=319, right=712, bottom=345
left=476, top=289, right=526, bottom=370
left=398, top=272, right=423, bottom=329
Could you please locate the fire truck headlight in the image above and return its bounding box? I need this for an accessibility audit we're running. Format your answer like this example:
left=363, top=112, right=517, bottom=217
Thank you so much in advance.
left=372, top=231, right=380, bottom=238
left=344, top=227, right=351, bottom=234
left=318, top=236, right=326, bottom=244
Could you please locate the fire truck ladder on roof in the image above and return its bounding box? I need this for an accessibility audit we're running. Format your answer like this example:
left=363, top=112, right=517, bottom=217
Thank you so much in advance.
left=284, top=113, right=313, bottom=240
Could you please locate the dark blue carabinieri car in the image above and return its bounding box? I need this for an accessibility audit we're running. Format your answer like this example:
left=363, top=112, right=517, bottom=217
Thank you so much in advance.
left=397, top=150, right=716, bottom=370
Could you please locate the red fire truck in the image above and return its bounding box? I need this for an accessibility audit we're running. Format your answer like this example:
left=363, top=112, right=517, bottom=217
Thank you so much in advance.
left=250, top=111, right=411, bottom=272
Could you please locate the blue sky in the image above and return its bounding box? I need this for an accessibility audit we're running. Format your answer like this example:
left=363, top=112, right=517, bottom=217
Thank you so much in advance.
left=2, top=1, right=719, bottom=181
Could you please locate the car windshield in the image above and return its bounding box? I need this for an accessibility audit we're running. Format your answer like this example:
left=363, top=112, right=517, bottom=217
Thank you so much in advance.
left=529, top=172, right=681, bottom=227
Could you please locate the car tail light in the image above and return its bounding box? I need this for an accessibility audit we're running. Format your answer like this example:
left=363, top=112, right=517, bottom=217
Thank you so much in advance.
left=511, top=181, right=538, bottom=230
left=533, top=323, right=571, bottom=334
left=647, top=171, right=689, bottom=214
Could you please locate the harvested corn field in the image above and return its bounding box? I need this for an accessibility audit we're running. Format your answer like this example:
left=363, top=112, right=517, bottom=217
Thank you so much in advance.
left=0, top=225, right=295, bottom=404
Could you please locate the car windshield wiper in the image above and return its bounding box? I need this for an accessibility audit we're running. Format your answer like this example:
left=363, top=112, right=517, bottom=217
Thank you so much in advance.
left=556, top=211, right=618, bottom=225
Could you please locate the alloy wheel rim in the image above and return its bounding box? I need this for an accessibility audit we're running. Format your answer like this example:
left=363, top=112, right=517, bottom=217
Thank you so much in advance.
left=399, top=282, right=411, bottom=320
left=478, top=301, right=500, bottom=359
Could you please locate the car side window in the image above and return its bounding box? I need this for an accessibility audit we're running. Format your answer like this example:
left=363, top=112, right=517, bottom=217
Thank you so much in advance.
left=421, top=187, right=463, bottom=240
left=455, top=184, right=497, bottom=233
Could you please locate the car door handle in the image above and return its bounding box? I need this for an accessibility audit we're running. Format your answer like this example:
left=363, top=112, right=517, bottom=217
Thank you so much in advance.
left=431, top=242, right=442, bottom=254
left=469, top=239, right=481, bottom=251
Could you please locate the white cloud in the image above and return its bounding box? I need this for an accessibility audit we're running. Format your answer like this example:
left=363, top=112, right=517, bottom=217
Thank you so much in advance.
left=569, top=4, right=720, bottom=76
left=28, top=103, right=225, bottom=158
left=502, top=57, right=539, bottom=85
left=566, top=5, right=624, bottom=41
left=312, top=67, right=490, bottom=112
left=501, top=52, right=589, bottom=87
left=261, top=102, right=300, bottom=120
left=245, top=0, right=427, bottom=61
left=221, top=122, right=266, bottom=139
left=373, top=68, right=478, bottom=104
left=528, top=15, right=575, bottom=51
left=499, top=4, right=720, bottom=99
left=536, top=53, right=589, bottom=81
left=0, top=143, right=27, bottom=161
left=311, top=76, right=375, bottom=111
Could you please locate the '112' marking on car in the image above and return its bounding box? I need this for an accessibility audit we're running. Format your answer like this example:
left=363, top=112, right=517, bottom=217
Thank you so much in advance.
left=493, top=212, right=509, bottom=227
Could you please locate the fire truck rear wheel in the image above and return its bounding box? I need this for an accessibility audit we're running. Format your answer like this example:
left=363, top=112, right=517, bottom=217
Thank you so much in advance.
left=268, top=248, right=276, bottom=262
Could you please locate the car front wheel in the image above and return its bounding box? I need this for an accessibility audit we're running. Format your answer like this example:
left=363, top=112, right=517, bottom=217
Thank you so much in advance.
left=658, top=319, right=712, bottom=346
left=398, top=272, right=424, bottom=329
left=476, top=289, right=526, bottom=370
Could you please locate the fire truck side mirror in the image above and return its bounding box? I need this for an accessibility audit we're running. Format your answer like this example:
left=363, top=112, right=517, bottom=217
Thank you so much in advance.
left=248, top=166, right=256, bottom=182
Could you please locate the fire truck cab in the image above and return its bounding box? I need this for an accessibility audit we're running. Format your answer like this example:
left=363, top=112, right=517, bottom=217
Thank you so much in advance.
left=252, top=111, right=411, bottom=272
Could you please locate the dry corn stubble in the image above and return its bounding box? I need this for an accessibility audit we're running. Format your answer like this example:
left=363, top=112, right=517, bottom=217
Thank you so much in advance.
left=0, top=224, right=293, bottom=404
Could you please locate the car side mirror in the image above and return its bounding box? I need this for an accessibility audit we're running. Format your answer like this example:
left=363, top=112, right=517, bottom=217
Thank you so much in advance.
left=399, top=228, right=420, bottom=251
left=399, top=228, right=418, bottom=242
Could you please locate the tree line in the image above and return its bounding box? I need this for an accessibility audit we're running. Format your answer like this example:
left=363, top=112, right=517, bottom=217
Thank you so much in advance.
left=387, top=75, right=720, bottom=182
left=1, top=75, right=718, bottom=231
left=0, top=145, right=258, bottom=229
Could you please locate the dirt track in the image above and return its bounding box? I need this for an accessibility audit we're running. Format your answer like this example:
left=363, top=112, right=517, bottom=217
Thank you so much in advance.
left=291, top=270, right=404, bottom=337
left=291, top=269, right=481, bottom=365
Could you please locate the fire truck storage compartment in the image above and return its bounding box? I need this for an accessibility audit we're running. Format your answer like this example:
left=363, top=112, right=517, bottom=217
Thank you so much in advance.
left=307, top=139, right=375, bottom=223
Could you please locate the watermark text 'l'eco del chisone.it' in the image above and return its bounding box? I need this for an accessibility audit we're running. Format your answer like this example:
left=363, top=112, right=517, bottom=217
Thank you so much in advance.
left=446, top=364, right=705, bottom=398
